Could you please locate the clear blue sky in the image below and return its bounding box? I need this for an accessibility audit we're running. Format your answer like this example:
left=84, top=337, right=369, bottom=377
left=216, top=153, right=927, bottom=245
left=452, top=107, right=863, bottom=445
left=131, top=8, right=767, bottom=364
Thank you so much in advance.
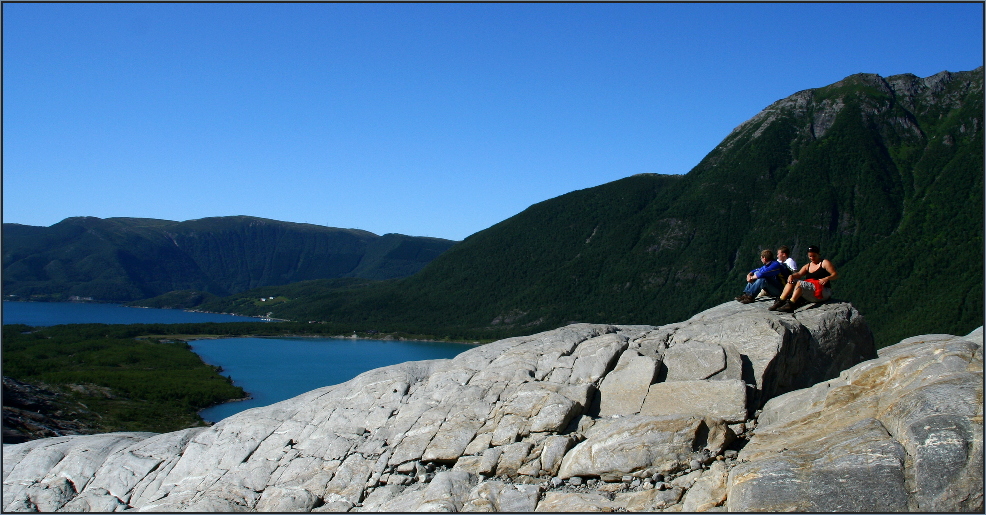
left=3, top=3, right=982, bottom=241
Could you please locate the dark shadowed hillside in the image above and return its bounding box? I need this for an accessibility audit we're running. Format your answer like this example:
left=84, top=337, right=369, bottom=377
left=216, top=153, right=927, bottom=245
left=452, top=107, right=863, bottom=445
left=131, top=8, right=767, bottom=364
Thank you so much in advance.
left=200, top=68, right=983, bottom=347
left=2, top=216, right=456, bottom=302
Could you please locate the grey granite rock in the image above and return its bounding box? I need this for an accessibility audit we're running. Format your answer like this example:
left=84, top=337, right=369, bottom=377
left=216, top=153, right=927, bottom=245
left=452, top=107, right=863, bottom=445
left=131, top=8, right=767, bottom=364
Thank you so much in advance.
left=414, top=470, right=476, bottom=512
left=663, top=340, right=726, bottom=381
left=616, top=485, right=685, bottom=511
left=639, top=379, right=748, bottom=423
left=535, top=491, right=623, bottom=512
left=668, top=300, right=875, bottom=406
left=0, top=304, right=906, bottom=512
left=728, top=329, right=983, bottom=512
left=462, top=480, right=541, bottom=512
left=680, top=461, right=729, bottom=511
left=597, top=351, right=657, bottom=416
left=557, top=415, right=727, bottom=481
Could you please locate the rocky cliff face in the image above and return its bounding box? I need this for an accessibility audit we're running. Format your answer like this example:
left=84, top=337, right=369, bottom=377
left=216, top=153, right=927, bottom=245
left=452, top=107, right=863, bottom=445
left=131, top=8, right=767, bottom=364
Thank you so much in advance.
left=3, top=300, right=981, bottom=512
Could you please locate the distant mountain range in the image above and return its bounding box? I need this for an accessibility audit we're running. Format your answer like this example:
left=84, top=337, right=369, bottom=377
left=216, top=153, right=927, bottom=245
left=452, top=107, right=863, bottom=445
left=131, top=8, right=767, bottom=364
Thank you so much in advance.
left=4, top=68, right=981, bottom=347
left=2, top=216, right=456, bottom=302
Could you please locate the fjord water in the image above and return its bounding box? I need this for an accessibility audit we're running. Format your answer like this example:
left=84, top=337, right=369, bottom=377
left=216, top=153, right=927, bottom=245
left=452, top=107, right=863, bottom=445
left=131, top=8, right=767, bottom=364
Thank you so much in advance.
left=2, top=301, right=261, bottom=326
left=191, top=337, right=469, bottom=422
left=2, top=301, right=470, bottom=422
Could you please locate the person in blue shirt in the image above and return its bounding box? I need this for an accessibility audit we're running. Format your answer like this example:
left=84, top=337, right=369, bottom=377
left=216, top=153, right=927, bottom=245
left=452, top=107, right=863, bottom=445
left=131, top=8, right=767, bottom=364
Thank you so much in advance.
left=735, top=249, right=786, bottom=304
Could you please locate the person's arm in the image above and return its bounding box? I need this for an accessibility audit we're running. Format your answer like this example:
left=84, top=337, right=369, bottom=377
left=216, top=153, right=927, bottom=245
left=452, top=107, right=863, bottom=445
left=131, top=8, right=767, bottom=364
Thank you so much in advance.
left=756, top=261, right=783, bottom=279
left=820, top=260, right=839, bottom=285
left=789, top=263, right=809, bottom=283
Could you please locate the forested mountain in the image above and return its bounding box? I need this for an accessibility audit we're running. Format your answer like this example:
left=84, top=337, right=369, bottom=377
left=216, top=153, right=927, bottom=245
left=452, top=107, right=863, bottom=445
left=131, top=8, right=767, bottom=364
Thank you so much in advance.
left=2, top=216, right=456, bottom=302
left=198, top=68, right=984, bottom=347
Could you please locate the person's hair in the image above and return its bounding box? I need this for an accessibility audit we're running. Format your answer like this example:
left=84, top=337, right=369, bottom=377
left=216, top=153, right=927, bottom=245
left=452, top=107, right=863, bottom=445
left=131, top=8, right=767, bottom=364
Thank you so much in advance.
left=777, top=245, right=790, bottom=256
left=760, top=249, right=775, bottom=261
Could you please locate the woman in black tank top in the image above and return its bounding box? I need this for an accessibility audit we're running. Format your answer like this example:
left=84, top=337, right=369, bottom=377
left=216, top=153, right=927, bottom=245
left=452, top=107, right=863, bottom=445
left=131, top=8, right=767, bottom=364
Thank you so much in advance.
left=769, top=245, right=839, bottom=312
left=803, top=263, right=831, bottom=281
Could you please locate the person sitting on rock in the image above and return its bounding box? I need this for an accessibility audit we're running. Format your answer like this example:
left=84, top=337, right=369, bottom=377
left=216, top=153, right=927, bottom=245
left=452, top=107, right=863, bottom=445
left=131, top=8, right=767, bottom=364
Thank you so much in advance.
left=770, top=245, right=839, bottom=312
left=735, top=249, right=786, bottom=304
left=777, top=245, right=797, bottom=272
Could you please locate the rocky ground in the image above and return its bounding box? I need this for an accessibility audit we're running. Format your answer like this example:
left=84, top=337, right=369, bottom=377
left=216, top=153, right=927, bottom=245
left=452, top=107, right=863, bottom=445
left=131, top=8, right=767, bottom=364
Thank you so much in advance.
left=2, top=299, right=982, bottom=512
left=2, top=377, right=100, bottom=444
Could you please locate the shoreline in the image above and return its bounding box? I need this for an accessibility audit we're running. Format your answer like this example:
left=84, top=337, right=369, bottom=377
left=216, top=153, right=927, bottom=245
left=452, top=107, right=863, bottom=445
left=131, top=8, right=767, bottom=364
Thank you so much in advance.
left=178, top=332, right=484, bottom=346
left=4, top=299, right=488, bottom=345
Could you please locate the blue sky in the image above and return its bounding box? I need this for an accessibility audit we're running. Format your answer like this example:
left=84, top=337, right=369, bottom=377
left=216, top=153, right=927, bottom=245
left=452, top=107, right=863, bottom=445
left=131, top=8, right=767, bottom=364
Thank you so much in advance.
left=3, top=3, right=983, bottom=241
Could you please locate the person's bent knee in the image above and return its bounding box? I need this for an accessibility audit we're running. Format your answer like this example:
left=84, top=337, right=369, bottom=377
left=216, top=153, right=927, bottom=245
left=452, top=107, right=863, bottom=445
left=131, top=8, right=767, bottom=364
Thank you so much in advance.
left=798, top=281, right=831, bottom=302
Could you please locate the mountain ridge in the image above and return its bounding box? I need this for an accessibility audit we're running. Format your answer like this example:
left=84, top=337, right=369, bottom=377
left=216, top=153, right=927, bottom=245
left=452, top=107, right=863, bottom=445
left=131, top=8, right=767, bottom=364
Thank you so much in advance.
left=2, top=215, right=457, bottom=301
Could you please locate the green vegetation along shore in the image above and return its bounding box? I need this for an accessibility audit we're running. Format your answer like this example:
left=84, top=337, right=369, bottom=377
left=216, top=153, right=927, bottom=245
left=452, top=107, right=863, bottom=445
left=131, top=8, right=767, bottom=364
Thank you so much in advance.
left=2, top=321, right=490, bottom=441
left=2, top=324, right=249, bottom=435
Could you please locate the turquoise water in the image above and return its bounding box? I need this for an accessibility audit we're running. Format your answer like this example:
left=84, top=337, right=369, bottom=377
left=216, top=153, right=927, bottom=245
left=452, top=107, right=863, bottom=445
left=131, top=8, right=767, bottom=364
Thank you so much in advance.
left=2, top=301, right=470, bottom=422
left=191, top=337, right=470, bottom=422
left=2, top=301, right=261, bottom=326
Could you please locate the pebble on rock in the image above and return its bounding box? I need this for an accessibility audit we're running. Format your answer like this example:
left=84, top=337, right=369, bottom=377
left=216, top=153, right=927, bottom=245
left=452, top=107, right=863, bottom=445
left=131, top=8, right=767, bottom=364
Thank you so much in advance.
left=569, top=477, right=583, bottom=486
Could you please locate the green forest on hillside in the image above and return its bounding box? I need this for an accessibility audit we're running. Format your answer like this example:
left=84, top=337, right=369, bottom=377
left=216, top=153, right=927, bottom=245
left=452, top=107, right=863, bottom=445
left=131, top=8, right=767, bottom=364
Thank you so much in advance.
left=2, top=216, right=456, bottom=302
left=196, top=69, right=984, bottom=348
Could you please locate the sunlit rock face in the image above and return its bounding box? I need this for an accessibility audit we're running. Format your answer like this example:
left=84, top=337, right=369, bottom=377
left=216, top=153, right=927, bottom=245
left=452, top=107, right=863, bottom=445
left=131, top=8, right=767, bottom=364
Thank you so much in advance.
left=6, top=301, right=978, bottom=512
left=728, top=328, right=983, bottom=513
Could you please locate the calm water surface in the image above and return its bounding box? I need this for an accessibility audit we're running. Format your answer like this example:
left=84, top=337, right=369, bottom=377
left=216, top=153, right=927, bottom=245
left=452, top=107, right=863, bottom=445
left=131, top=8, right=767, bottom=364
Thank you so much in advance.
left=2, top=301, right=261, bottom=326
left=191, top=337, right=469, bottom=422
left=3, top=301, right=470, bottom=422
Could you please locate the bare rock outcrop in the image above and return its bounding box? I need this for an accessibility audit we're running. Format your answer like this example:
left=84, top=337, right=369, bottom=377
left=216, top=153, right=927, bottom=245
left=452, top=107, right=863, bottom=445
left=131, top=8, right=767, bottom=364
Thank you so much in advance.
left=727, top=328, right=983, bottom=512
left=6, top=301, right=977, bottom=512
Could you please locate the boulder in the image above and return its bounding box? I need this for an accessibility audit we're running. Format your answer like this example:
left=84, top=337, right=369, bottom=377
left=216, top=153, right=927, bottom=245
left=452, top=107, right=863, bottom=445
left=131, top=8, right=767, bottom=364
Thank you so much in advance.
left=535, top=491, right=624, bottom=512
left=639, top=379, right=748, bottom=423
left=597, top=351, right=657, bottom=416
left=462, top=480, right=542, bottom=512
left=557, top=415, right=728, bottom=481
left=616, top=486, right=685, bottom=511
left=658, top=300, right=876, bottom=406
left=414, top=470, right=476, bottom=512
left=680, top=460, right=730, bottom=511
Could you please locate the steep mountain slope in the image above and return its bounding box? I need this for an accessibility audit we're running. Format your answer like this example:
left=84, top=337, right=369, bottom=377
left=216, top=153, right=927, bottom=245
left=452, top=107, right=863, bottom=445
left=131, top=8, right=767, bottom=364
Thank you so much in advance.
left=205, top=68, right=983, bottom=346
left=2, top=216, right=456, bottom=302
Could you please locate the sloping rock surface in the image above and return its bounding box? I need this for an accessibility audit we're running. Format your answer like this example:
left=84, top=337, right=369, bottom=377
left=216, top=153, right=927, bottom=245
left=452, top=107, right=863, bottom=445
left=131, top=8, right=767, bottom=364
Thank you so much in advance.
left=728, top=327, right=983, bottom=512
left=6, top=300, right=975, bottom=513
